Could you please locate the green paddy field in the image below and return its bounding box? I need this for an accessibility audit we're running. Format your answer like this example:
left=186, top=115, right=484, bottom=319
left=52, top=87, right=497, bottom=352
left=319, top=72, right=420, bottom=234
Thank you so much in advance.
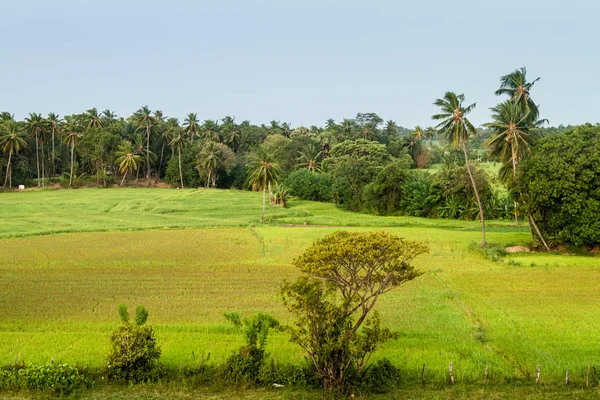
left=1, top=188, right=599, bottom=398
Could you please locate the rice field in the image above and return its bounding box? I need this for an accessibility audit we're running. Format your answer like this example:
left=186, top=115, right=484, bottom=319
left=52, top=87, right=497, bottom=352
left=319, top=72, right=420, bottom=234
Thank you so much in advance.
left=0, top=188, right=599, bottom=388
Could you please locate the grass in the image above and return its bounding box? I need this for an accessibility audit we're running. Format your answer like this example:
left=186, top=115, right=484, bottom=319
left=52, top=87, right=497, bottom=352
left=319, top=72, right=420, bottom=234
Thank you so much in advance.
left=0, top=188, right=599, bottom=391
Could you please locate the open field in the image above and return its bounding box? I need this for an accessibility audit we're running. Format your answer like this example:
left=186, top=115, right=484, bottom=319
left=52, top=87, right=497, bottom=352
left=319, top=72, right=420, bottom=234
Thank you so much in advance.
left=1, top=188, right=600, bottom=389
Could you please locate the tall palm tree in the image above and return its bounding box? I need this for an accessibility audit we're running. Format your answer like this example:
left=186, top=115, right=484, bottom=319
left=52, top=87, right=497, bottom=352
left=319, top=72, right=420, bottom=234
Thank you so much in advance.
left=115, top=140, right=143, bottom=186
left=202, top=120, right=220, bottom=141
left=183, top=113, right=201, bottom=139
left=385, top=120, right=398, bottom=141
left=432, top=91, right=486, bottom=246
left=222, top=116, right=241, bottom=152
left=424, top=126, right=437, bottom=148
left=247, top=145, right=281, bottom=221
left=160, top=118, right=179, bottom=172
left=325, top=118, right=337, bottom=130
left=46, top=113, right=62, bottom=175
left=102, top=109, right=116, bottom=125
left=0, top=120, right=27, bottom=188
left=168, top=129, right=186, bottom=189
left=63, top=116, right=82, bottom=188
left=197, top=140, right=224, bottom=187
left=133, top=106, right=156, bottom=184
left=86, top=108, right=103, bottom=130
left=25, top=113, right=44, bottom=187
left=412, top=126, right=424, bottom=142
left=495, top=67, right=541, bottom=121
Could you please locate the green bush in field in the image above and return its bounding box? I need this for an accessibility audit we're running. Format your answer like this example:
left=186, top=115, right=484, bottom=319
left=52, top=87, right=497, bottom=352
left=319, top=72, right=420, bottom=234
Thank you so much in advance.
left=0, top=363, right=92, bottom=396
left=282, top=231, right=428, bottom=392
left=284, top=168, right=332, bottom=202
left=220, top=312, right=279, bottom=384
left=359, top=358, right=401, bottom=393
left=106, top=305, right=162, bottom=383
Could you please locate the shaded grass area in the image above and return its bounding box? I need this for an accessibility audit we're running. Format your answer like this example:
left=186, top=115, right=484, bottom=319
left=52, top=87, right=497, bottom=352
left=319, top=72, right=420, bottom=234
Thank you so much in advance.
left=0, top=189, right=599, bottom=389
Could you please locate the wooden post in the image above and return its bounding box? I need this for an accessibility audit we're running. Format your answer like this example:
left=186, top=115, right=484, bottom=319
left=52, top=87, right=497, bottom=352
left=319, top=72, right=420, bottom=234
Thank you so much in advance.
left=587, top=363, right=590, bottom=387
left=535, top=365, right=540, bottom=384
left=484, top=364, right=488, bottom=384
left=565, top=369, right=569, bottom=385
left=421, top=364, right=426, bottom=386
left=449, top=362, right=455, bottom=385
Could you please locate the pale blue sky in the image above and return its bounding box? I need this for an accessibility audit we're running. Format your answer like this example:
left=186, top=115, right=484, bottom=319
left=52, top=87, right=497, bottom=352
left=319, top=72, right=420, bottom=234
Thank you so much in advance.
left=1, top=0, right=597, bottom=128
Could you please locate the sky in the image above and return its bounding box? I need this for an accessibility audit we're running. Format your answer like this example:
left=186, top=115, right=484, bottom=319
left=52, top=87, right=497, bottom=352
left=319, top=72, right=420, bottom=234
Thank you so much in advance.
left=1, top=0, right=598, bottom=128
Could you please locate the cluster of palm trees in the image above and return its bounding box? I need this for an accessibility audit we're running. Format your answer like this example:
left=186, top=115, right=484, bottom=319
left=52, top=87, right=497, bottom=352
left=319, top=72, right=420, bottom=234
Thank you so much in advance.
left=432, top=67, right=547, bottom=248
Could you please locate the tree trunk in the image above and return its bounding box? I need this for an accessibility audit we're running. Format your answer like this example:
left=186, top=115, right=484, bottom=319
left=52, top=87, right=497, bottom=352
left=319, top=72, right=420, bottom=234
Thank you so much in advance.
left=529, top=214, right=550, bottom=251
left=35, top=133, right=40, bottom=187
left=120, top=171, right=127, bottom=186
left=462, top=140, right=486, bottom=246
left=178, top=147, right=184, bottom=189
left=261, top=183, right=266, bottom=221
left=159, top=142, right=165, bottom=177
left=52, top=130, right=55, bottom=176
left=512, top=150, right=518, bottom=225
left=69, top=143, right=75, bottom=187
left=3, top=149, right=12, bottom=188
left=146, top=126, right=151, bottom=185
left=41, top=142, right=46, bottom=187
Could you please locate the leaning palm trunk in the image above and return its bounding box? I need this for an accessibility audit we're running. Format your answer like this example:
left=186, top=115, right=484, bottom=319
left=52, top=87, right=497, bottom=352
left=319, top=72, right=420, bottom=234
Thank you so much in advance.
left=69, top=143, right=75, bottom=187
left=461, top=140, right=486, bottom=246
left=528, top=214, right=550, bottom=251
left=3, top=149, right=12, bottom=188
left=120, top=171, right=128, bottom=186
left=178, top=147, right=184, bottom=189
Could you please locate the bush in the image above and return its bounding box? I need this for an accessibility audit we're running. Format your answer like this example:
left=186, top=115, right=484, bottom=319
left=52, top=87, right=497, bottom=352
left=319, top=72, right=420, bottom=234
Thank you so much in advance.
left=219, top=312, right=279, bottom=384
left=106, top=305, right=162, bottom=383
left=359, top=359, right=401, bottom=393
left=283, top=169, right=332, bottom=202
left=0, top=363, right=93, bottom=396
left=399, top=171, right=435, bottom=217
left=363, top=157, right=412, bottom=215
left=165, top=146, right=201, bottom=187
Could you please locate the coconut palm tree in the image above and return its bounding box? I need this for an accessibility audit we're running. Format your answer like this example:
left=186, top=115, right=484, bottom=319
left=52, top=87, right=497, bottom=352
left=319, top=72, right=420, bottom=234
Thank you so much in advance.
left=46, top=113, right=62, bottom=175
left=495, top=67, right=541, bottom=121
left=168, top=129, right=186, bottom=189
left=0, top=112, right=13, bottom=122
left=86, top=108, right=103, bottom=130
left=25, top=113, right=44, bottom=187
left=424, top=126, right=437, bottom=148
left=63, top=116, right=82, bottom=188
left=159, top=118, right=179, bottom=172
left=247, top=145, right=281, bottom=221
left=0, top=120, right=27, bottom=188
left=183, top=112, right=200, bottom=139
left=133, top=106, right=156, bottom=184
left=296, top=144, right=322, bottom=172
left=432, top=91, right=486, bottom=246
left=202, top=120, right=220, bottom=141
left=412, top=126, right=424, bottom=142
left=222, top=116, right=241, bottom=152
left=385, top=120, right=398, bottom=141
left=197, top=140, right=223, bottom=188
left=115, top=140, right=143, bottom=186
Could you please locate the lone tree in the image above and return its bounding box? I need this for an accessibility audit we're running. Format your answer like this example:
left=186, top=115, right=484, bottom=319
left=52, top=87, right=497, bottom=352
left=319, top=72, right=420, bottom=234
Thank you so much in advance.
left=282, top=231, right=428, bottom=391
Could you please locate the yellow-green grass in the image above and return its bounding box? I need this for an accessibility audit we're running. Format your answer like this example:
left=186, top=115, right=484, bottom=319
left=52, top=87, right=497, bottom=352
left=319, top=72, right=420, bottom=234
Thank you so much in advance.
left=0, top=189, right=599, bottom=385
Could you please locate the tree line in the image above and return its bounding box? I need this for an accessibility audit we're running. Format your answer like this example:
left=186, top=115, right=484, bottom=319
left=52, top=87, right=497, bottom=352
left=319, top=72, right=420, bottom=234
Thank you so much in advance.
left=2, top=67, right=597, bottom=248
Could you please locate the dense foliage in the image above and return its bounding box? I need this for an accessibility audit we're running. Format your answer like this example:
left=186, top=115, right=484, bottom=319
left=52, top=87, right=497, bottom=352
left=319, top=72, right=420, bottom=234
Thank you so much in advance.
left=516, top=124, right=600, bottom=247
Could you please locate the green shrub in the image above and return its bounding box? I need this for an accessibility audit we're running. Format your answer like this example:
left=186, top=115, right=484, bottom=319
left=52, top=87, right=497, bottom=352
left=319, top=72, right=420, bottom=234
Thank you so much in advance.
left=284, top=169, right=332, bottom=202
left=219, top=312, right=279, bottom=384
left=0, top=363, right=93, bottom=396
left=106, top=305, right=162, bottom=383
left=359, top=359, right=401, bottom=393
